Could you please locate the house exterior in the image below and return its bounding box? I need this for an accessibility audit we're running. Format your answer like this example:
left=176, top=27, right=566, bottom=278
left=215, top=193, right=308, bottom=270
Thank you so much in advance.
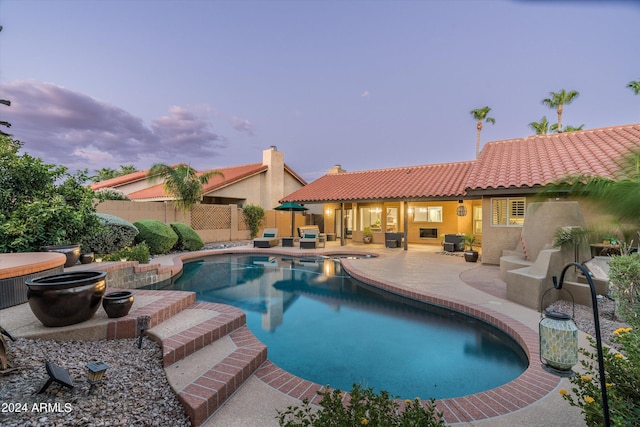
left=91, top=146, right=307, bottom=211
left=281, top=123, right=640, bottom=264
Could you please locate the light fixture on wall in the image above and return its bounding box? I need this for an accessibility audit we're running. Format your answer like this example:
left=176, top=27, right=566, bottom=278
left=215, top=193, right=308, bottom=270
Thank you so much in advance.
left=456, top=200, right=467, bottom=217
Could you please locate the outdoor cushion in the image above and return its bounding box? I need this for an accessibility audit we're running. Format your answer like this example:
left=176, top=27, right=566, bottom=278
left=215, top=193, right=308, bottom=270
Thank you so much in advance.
left=304, top=233, right=316, bottom=238
left=264, top=233, right=275, bottom=237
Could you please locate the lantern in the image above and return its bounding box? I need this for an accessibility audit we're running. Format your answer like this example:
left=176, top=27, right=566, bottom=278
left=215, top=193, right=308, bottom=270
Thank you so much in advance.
left=539, top=288, right=578, bottom=376
left=86, top=361, right=109, bottom=394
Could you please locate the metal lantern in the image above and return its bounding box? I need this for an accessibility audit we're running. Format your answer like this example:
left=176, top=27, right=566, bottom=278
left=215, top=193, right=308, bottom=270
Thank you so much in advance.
left=456, top=200, right=467, bottom=217
left=539, top=288, right=578, bottom=376
left=86, top=361, right=109, bottom=395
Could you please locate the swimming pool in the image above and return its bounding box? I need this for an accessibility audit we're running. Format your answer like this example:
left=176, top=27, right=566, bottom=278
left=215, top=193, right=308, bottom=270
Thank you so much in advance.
left=161, top=253, right=528, bottom=399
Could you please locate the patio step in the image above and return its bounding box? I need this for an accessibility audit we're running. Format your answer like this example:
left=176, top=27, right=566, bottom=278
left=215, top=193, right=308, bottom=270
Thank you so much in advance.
left=147, top=302, right=267, bottom=426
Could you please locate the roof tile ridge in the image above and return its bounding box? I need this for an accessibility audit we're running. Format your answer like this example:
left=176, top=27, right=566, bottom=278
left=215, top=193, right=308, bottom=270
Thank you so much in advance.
left=331, top=160, right=476, bottom=175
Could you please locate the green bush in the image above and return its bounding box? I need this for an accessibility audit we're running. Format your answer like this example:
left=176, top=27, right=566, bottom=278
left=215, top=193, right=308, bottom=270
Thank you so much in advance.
left=0, top=136, right=100, bottom=252
left=242, top=204, right=265, bottom=238
left=133, top=219, right=178, bottom=254
left=560, top=254, right=640, bottom=426
left=277, top=384, right=446, bottom=426
left=102, top=242, right=150, bottom=264
left=170, top=222, right=204, bottom=251
left=81, top=213, right=139, bottom=255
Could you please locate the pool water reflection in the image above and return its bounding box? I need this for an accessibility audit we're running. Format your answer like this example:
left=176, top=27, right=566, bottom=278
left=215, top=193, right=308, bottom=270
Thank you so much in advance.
left=161, top=254, right=528, bottom=399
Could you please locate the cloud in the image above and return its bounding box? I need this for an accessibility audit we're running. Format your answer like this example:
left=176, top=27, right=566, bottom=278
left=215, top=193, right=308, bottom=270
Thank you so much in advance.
left=361, top=90, right=370, bottom=98
left=229, top=116, right=255, bottom=136
left=0, top=80, right=227, bottom=172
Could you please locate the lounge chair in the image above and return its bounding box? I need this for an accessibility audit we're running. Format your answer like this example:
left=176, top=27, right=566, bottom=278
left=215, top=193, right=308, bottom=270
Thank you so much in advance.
left=253, top=228, right=279, bottom=248
left=300, top=229, right=319, bottom=249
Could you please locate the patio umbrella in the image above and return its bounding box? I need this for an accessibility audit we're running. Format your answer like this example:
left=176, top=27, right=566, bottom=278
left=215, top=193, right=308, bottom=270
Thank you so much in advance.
left=274, top=202, right=308, bottom=237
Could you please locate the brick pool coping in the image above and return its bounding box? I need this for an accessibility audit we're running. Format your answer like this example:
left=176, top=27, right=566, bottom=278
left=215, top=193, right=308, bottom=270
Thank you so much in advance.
left=192, top=249, right=561, bottom=424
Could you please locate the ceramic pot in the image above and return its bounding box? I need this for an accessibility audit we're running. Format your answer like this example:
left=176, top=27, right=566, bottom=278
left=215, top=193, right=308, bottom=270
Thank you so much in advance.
left=102, top=291, right=134, bottom=318
left=25, top=271, right=106, bottom=327
left=40, top=244, right=81, bottom=267
left=80, top=253, right=94, bottom=264
left=464, top=250, right=479, bottom=262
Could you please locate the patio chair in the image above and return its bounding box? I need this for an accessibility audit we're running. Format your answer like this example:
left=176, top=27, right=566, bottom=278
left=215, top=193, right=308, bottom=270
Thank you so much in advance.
left=253, top=228, right=279, bottom=248
left=300, top=229, right=319, bottom=249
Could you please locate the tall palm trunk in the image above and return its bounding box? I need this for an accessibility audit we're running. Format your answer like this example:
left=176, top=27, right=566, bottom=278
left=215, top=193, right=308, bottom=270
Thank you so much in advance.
left=476, top=121, right=483, bottom=159
left=557, top=104, right=563, bottom=132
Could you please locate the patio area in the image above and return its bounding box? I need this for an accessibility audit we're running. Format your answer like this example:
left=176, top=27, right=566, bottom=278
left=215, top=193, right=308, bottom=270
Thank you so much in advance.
left=1, top=240, right=586, bottom=426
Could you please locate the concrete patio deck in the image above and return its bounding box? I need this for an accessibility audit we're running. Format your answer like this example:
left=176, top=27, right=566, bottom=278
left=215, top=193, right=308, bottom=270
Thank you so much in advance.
left=1, top=240, right=586, bottom=426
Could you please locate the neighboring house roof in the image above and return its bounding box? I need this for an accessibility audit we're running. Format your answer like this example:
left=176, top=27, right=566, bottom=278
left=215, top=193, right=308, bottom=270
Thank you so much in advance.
left=281, top=161, right=475, bottom=203
left=91, top=170, right=149, bottom=191
left=466, top=123, right=640, bottom=194
left=282, top=123, right=640, bottom=203
left=126, top=163, right=265, bottom=200
left=120, top=162, right=306, bottom=201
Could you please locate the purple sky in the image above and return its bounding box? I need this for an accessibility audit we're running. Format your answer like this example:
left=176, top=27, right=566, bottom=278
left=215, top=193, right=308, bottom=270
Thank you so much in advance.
left=1, top=0, right=639, bottom=182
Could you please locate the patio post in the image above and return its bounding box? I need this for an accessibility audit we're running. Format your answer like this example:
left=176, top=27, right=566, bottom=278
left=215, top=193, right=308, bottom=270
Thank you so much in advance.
left=403, top=200, right=409, bottom=250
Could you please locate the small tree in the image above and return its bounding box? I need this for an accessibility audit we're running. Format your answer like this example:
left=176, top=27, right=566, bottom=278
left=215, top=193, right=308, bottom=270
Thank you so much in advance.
left=147, top=163, right=223, bottom=213
left=243, top=204, right=265, bottom=238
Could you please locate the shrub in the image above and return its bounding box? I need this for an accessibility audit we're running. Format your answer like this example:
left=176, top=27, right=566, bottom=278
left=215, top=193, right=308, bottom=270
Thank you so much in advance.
left=242, top=204, right=265, bottom=238
left=560, top=254, right=640, bottom=426
left=133, top=219, right=178, bottom=254
left=0, top=136, right=101, bottom=252
left=81, top=213, right=139, bottom=255
left=102, top=242, right=150, bottom=264
left=170, top=222, right=204, bottom=251
left=95, top=187, right=130, bottom=201
left=277, top=384, right=446, bottom=427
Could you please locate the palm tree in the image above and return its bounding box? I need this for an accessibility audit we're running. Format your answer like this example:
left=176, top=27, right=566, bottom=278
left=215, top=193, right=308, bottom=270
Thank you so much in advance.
left=470, top=106, right=495, bottom=158
left=546, top=150, right=640, bottom=222
left=628, top=80, right=640, bottom=95
left=118, top=165, right=137, bottom=175
left=529, top=116, right=551, bottom=135
left=542, top=89, right=580, bottom=133
left=561, top=124, right=584, bottom=133
left=147, top=163, right=224, bottom=213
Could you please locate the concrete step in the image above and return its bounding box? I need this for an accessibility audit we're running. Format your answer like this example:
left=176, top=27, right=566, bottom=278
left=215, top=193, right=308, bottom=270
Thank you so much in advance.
left=147, top=302, right=267, bottom=426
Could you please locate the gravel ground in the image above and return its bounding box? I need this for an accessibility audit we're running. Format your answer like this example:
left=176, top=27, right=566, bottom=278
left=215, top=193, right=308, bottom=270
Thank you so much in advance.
left=0, top=338, right=191, bottom=427
left=547, top=295, right=629, bottom=347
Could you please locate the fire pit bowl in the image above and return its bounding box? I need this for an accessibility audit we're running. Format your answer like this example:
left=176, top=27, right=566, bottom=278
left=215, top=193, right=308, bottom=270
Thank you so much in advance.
left=102, top=290, right=134, bottom=318
left=25, top=271, right=107, bottom=327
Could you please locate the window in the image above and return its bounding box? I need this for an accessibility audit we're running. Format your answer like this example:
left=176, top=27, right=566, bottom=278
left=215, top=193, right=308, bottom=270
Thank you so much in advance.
left=491, top=198, right=525, bottom=226
left=360, top=207, right=382, bottom=231
left=386, top=207, right=398, bottom=231
left=473, top=206, right=483, bottom=234
left=413, top=206, right=442, bottom=223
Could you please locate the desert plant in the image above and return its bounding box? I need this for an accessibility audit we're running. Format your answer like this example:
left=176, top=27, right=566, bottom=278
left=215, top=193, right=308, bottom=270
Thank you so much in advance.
left=170, top=222, right=204, bottom=251
left=463, top=233, right=479, bottom=251
left=608, top=254, right=640, bottom=323
left=133, top=219, right=178, bottom=254
left=81, top=213, right=138, bottom=255
left=243, top=204, right=265, bottom=238
left=277, top=383, right=446, bottom=426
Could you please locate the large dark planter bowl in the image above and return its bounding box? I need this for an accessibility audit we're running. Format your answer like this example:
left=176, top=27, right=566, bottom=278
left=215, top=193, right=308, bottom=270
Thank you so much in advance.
left=102, top=291, right=134, bottom=318
left=25, top=271, right=107, bottom=327
left=40, top=244, right=81, bottom=267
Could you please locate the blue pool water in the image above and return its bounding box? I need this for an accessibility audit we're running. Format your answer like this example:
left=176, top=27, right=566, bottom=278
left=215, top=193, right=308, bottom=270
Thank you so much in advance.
left=159, top=254, right=528, bottom=399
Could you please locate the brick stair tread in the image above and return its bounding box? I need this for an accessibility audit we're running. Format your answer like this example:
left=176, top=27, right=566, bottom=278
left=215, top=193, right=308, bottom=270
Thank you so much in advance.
left=165, top=335, right=237, bottom=391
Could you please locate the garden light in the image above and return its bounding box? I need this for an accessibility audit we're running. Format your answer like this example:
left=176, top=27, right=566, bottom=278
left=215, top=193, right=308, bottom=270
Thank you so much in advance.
left=86, top=361, right=109, bottom=395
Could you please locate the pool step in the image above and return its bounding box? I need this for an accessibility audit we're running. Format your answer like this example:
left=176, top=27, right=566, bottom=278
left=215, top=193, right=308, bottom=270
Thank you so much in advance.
left=147, top=302, right=267, bottom=426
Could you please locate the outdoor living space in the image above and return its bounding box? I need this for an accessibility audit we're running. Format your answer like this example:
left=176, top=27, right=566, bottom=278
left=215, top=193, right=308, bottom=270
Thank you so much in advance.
left=1, top=239, right=586, bottom=426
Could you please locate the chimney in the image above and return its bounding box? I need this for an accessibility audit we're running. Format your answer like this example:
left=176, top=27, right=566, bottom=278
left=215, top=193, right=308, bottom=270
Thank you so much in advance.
left=262, top=146, right=285, bottom=209
left=328, top=164, right=346, bottom=174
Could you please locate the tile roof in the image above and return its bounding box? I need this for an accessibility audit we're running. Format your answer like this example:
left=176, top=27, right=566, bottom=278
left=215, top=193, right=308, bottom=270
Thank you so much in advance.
left=90, top=170, right=149, bottom=190
left=466, top=123, right=640, bottom=191
left=127, top=163, right=268, bottom=200
left=282, top=123, right=640, bottom=203
left=281, top=161, right=475, bottom=203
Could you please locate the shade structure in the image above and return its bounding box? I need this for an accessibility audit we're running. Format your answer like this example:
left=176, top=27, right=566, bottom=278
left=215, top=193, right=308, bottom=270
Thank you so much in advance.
left=274, top=202, right=308, bottom=237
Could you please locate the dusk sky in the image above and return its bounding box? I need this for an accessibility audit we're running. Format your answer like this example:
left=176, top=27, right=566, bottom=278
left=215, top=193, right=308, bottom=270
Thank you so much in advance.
left=1, top=0, right=639, bottom=182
